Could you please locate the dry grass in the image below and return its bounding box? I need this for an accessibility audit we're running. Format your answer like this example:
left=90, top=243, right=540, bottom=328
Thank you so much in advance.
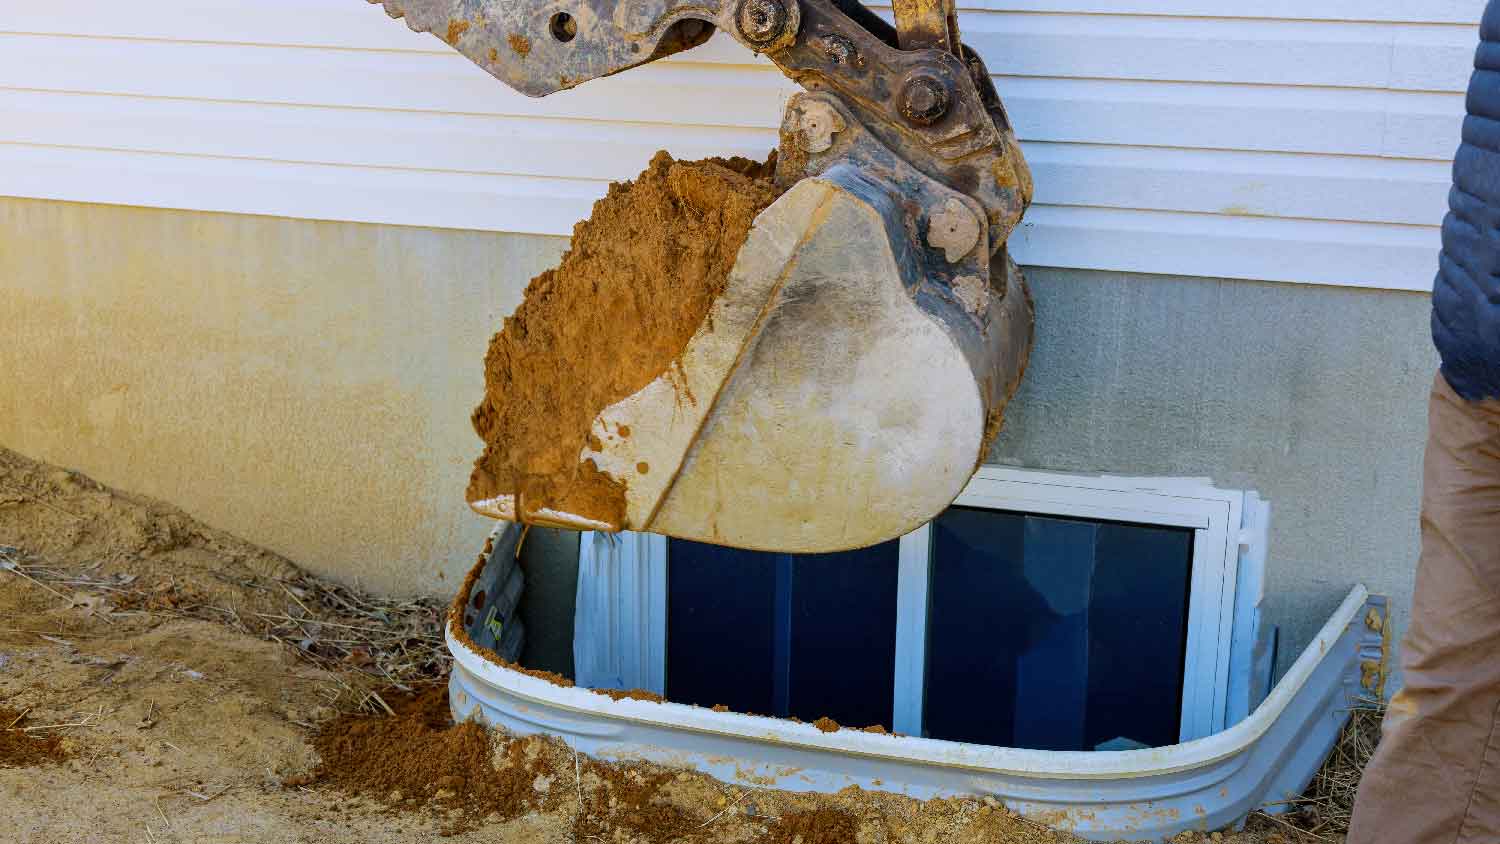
left=1252, top=699, right=1384, bottom=842
left=1, top=542, right=448, bottom=714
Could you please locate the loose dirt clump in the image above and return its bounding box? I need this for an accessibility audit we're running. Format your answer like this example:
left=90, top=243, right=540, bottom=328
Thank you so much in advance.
left=595, top=687, right=668, bottom=703
left=468, top=150, right=782, bottom=527
left=0, top=707, right=69, bottom=768
left=309, top=685, right=568, bottom=834
left=771, top=807, right=860, bottom=844
left=575, top=758, right=701, bottom=843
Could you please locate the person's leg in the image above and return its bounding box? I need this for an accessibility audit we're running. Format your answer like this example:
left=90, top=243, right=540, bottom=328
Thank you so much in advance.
left=1348, top=373, right=1500, bottom=844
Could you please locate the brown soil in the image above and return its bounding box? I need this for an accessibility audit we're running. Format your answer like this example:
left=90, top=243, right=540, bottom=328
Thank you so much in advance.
left=467, top=150, right=782, bottom=528
left=596, top=687, right=668, bottom=703
left=812, top=716, right=841, bottom=734
left=0, top=707, right=69, bottom=768
left=771, top=808, right=860, bottom=844
left=310, top=686, right=562, bottom=835
left=0, top=446, right=1330, bottom=843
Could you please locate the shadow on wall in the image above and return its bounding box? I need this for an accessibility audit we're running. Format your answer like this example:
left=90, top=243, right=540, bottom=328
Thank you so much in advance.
left=991, top=267, right=1433, bottom=678
left=0, top=196, right=570, bottom=596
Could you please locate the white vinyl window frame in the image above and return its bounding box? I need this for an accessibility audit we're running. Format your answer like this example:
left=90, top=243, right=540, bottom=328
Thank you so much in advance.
left=573, top=467, right=1269, bottom=746
left=893, top=467, right=1266, bottom=743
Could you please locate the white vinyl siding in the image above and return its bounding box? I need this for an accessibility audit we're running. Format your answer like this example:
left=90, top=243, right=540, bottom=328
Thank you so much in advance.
left=0, top=1, right=1483, bottom=290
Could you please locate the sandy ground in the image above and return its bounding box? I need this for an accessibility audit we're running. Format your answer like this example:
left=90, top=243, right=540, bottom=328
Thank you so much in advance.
left=0, top=446, right=1325, bottom=843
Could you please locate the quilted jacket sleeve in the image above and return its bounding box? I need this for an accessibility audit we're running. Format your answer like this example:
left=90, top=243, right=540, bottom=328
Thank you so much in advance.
left=1434, top=0, right=1500, bottom=401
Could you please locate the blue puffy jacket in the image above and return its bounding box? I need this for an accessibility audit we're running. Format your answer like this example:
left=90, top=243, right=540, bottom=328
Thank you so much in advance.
left=1436, top=1, right=1500, bottom=401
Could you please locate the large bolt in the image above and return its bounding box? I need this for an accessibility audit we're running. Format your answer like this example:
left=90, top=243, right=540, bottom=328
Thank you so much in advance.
left=900, top=74, right=951, bottom=126
left=737, top=0, right=788, bottom=47
left=816, top=34, right=857, bottom=67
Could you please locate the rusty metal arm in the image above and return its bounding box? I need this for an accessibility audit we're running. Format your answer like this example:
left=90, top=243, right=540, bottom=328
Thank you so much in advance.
left=890, top=0, right=959, bottom=54
left=366, top=0, right=1029, bottom=243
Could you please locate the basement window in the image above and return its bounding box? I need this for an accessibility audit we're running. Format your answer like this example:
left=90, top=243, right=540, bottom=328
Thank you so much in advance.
left=571, top=467, right=1271, bottom=749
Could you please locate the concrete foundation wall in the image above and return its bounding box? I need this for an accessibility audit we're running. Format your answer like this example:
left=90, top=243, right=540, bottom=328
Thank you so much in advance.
left=992, top=268, right=1433, bottom=674
left=1, top=196, right=565, bottom=593
left=2, top=197, right=1433, bottom=674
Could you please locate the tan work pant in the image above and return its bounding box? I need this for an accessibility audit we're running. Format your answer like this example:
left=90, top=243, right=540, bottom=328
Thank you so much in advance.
left=1349, top=374, right=1500, bottom=844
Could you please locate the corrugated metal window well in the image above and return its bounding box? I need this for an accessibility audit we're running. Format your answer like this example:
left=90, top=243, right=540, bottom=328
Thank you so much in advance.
left=448, top=469, right=1386, bottom=841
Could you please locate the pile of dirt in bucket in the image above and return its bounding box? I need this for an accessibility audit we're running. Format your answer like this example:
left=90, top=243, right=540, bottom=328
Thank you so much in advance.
left=467, top=150, right=782, bottom=528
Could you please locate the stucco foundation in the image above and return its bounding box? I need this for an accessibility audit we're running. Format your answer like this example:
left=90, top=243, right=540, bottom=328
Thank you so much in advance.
left=0, top=196, right=564, bottom=594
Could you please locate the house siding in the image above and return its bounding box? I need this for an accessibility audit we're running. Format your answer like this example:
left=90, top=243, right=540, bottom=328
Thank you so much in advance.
left=0, top=1, right=1483, bottom=289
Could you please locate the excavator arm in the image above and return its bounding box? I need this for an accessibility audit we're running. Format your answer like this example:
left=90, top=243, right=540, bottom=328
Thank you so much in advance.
left=366, top=0, right=1035, bottom=552
left=370, top=0, right=1029, bottom=248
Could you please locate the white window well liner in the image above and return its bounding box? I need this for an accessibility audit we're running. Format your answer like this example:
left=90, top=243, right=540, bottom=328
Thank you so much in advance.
left=449, top=523, right=1387, bottom=842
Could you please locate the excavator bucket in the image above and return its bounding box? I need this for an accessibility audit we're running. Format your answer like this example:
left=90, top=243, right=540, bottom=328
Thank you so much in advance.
left=367, top=0, right=1035, bottom=552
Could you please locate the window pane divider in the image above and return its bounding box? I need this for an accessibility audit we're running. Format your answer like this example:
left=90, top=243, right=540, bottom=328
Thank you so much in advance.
left=893, top=525, right=933, bottom=737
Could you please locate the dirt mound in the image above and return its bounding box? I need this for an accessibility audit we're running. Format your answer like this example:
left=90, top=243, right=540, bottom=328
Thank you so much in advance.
left=467, top=150, right=782, bottom=527
left=0, top=445, right=300, bottom=607
left=308, top=685, right=708, bottom=841
left=0, top=446, right=449, bottom=700
left=307, top=687, right=883, bottom=844
left=310, top=685, right=562, bottom=834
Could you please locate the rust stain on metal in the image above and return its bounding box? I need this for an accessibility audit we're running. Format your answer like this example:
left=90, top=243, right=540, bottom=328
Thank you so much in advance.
left=890, top=0, right=951, bottom=50
left=992, top=156, right=1020, bottom=191
left=446, top=18, right=471, bottom=45
left=508, top=34, right=532, bottom=56
left=890, top=0, right=946, bottom=28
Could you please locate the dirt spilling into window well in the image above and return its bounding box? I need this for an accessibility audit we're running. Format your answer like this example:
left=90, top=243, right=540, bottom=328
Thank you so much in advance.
left=467, top=150, right=783, bottom=528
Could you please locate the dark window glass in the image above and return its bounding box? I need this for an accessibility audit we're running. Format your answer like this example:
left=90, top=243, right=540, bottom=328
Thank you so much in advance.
left=787, top=543, right=900, bottom=729
left=665, top=543, right=777, bottom=716
left=924, top=508, right=1193, bottom=750
left=665, top=539, right=900, bottom=728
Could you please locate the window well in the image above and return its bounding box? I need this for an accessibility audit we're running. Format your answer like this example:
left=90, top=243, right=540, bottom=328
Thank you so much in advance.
left=451, top=473, right=1387, bottom=843
left=566, top=467, right=1276, bottom=748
